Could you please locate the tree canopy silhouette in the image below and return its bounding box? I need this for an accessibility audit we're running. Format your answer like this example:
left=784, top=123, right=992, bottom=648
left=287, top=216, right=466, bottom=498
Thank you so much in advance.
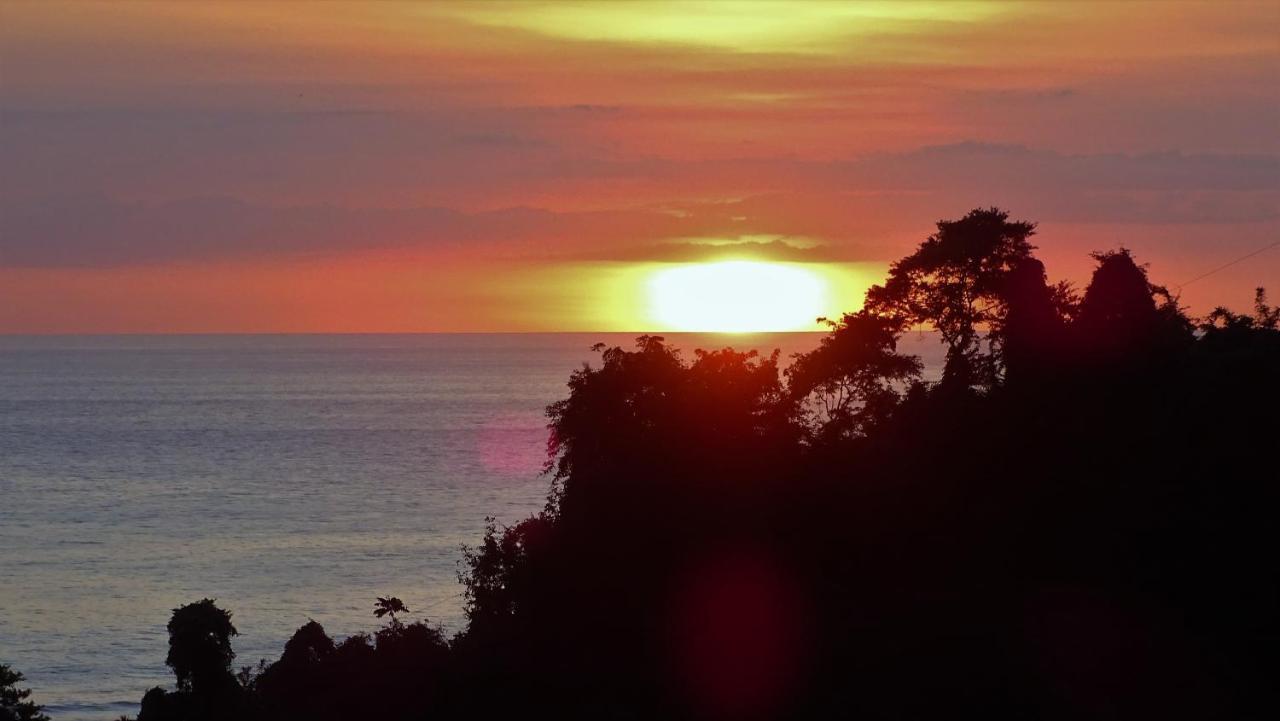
left=99, top=207, right=1277, bottom=721
left=784, top=310, right=921, bottom=440
left=374, top=596, right=409, bottom=625
left=164, top=599, right=237, bottom=695
left=864, top=206, right=1037, bottom=388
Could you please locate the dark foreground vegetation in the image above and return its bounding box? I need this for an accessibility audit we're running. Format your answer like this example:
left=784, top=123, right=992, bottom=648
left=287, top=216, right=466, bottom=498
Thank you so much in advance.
left=1, top=665, right=50, bottom=721
left=22, top=208, right=1277, bottom=720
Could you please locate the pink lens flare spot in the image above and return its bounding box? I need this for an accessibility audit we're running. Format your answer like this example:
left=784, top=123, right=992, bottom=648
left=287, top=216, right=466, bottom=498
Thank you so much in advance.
left=476, top=410, right=548, bottom=478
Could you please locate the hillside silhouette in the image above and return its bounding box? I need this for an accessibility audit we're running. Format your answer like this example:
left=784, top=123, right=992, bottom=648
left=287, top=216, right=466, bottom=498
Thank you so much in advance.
left=61, top=208, right=1276, bottom=720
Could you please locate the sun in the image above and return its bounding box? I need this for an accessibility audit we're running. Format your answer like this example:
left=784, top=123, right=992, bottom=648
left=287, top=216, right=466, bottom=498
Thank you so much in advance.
left=647, top=261, right=828, bottom=332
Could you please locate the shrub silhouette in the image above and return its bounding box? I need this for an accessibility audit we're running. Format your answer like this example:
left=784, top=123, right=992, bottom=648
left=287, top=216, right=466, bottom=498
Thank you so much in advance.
left=249, top=601, right=450, bottom=721
left=0, top=664, right=50, bottom=721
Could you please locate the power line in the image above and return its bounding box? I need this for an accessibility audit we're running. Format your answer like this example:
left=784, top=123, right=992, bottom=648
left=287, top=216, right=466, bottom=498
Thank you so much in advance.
left=1173, top=240, right=1280, bottom=291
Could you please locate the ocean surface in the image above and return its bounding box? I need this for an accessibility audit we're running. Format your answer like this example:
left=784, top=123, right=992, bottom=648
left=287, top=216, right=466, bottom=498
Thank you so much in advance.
left=0, top=332, right=945, bottom=720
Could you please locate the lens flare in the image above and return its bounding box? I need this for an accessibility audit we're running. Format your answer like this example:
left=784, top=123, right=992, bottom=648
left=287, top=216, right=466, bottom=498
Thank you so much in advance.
left=647, top=261, right=827, bottom=332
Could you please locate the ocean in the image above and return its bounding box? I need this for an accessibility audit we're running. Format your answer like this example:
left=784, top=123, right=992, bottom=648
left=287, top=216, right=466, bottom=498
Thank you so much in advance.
left=0, top=332, right=945, bottom=720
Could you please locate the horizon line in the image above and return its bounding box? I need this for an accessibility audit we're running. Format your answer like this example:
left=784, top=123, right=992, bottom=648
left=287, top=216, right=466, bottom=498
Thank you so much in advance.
left=0, top=329, right=852, bottom=337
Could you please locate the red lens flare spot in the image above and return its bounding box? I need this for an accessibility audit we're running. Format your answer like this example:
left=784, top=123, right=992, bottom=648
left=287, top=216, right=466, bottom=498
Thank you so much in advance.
left=668, top=548, right=810, bottom=720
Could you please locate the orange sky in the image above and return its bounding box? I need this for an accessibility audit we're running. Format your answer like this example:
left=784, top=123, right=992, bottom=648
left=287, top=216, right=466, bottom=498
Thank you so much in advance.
left=1, top=1, right=1277, bottom=332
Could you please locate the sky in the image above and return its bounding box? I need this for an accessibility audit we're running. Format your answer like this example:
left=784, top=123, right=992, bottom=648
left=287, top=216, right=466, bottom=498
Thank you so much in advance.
left=1, top=0, right=1277, bottom=332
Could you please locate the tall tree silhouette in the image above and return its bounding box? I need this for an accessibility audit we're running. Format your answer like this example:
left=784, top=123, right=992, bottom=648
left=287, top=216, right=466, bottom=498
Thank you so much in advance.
left=165, top=599, right=238, bottom=694
left=864, top=207, right=1037, bottom=388
left=136, top=600, right=243, bottom=721
left=374, top=597, right=409, bottom=627
left=1077, top=248, right=1192, bottom=360
left=998, top=257, right=1073, bottom=383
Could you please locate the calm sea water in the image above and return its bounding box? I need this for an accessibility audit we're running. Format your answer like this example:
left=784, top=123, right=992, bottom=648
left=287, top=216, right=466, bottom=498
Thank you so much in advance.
left=0, top=333, right=944, bottom=720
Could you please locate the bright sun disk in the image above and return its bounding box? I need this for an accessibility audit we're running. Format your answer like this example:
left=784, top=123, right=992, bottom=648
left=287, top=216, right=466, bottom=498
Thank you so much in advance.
left=647, top=261, right=827, bottom=332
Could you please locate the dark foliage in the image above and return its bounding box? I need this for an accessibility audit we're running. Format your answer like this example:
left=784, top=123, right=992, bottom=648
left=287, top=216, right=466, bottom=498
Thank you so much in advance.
left=374, top=596, right=409, bottom=624
left=864, top=206, right=1038, bottom=389
left=137, top=600, right=245, bottom=721
left=252, top=617, right=449, bottom=721
left=164, top=599, right=237, bottom=694
left=0, top=665, right=50, bottom=721
left=106, top=207, right=1276, bottom=720
left=785, top=311, right=922, bottom=441
left=1075, top=248, right=1193, bottom=361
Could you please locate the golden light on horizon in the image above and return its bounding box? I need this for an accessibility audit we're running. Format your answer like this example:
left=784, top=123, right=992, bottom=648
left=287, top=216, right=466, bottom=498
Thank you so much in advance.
left=647, top=261, right=828, bottom=332
left=440, top=1, right=1006, bottom=54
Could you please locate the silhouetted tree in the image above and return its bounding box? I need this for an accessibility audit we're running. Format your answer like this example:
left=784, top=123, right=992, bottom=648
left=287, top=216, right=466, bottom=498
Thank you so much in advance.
left=374, top=596, right=409, bottom=627
left=1254, top=287, right=1280, bottom=328
left=864, top=207, right=1038, bottom=389
left=136, top=599, right=244, bottom=721
left=460, top=515, right=553, bottom=630
left=0, top=664, right=49, bottom=721
left=1203, top=287, right=1279, bottom=332
left=998, top=257, right=1072, bottom=383
left=545, top=335, right=797, bottom=520
left=253, top=609, right=451, bottom=721
left=1197, top=287, right=1280, bottom=370
left=1077, top=248, right=1192, bottom=360
left=785, top=310, right=922, bottom=439
left=1079, top=248, right=1157, bottom=330
left=165, top=599, right=238, bottom=695
left=280, top=620, right=335, bottom=666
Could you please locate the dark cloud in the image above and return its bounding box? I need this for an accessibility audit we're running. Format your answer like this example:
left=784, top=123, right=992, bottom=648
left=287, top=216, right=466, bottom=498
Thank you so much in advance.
left=0, top=105, right=603, bottom=205
left=452, top=132, right=551, bottom=148
left=838, top=142, right=1280, bottom=194
left=3, top=142, right=1276, bottom=267
left=4, top=85, right=1275, bottom=213
left=567, top=238, right=852, bottom=263
left=0, top=195, right=733, bottom=267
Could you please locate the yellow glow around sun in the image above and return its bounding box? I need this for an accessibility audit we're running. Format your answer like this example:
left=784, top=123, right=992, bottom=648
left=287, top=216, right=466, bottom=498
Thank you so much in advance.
left=441, top=2, right=1004, bottom=54
left=647, top=261, right=827, bottom=332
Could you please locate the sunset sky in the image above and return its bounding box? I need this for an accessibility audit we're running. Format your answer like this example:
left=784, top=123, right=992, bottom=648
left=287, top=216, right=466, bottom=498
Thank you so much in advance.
left=2, top=1, right=1277, bottom=332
